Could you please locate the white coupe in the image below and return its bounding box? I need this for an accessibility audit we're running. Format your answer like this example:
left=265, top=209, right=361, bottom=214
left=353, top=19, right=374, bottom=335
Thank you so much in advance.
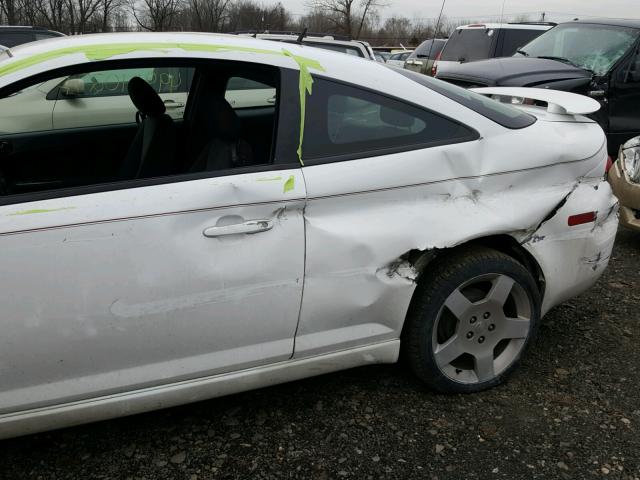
left=0, top=33, right=618, bottom=439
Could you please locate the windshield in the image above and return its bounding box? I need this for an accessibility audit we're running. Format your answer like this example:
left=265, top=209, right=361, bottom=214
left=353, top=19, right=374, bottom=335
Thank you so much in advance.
left=517, top=23, right=639, bottom=75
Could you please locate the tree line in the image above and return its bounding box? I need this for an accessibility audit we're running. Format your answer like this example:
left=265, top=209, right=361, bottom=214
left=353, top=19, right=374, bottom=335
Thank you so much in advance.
left=0, top=0, right=531, bottom=46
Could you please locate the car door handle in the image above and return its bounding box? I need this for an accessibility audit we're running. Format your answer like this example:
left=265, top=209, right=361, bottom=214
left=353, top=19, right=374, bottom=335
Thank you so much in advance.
left=267, top=95, right=276, bottom=104
left=203, top=219, right=273, bottom=237
left=164, top=99, right=185, bottom=108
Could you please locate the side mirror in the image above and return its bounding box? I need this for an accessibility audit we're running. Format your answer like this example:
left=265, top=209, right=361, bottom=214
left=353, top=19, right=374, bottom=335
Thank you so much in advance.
left=60, top=78, right=85, bottom=97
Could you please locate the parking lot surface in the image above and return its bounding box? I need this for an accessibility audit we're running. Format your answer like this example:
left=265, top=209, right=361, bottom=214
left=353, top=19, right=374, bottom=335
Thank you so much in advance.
left=1, top=228, right=639, bottom=480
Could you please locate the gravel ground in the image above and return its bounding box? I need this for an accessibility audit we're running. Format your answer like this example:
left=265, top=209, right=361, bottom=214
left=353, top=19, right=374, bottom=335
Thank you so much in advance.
left=2, top=228, right=639, bottom=480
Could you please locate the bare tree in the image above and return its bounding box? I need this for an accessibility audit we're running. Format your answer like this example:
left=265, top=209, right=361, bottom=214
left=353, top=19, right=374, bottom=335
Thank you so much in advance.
left=188, top=0, right=231, bottom=31
left=130, top=0, right=181, bottom=31
left=307, top=0, right=384, bottom=38
left=0, top=0, right=19, bottom=24
left=99, top=0, right=124, bottom=31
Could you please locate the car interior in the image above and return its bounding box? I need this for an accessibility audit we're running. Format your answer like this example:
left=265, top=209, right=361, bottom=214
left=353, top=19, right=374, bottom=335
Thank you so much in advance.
left=0, top=61, right=279, bottom=198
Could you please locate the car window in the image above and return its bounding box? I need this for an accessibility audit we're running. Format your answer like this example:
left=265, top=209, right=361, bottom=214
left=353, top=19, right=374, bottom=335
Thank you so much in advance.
left=441, top=28, right=496, bottom=62
left=412, top=40, right=445, bottom=59
left=0, top=61, right=280, bottom=200
left=499, top=29, right=546, bottom=57
left=225, top=76, right=276, bottom=109
left=397, top=68, right=536, bottom=129
left=620, top=49, right=640, bottom=83
left=0, top=32, right=35, bottom=47
left=305, top=42, right=364, bottom=57
left=67, top=67, right=192, bottom=99
left=35, top=32, right=60, bottom=41
left=302, top=77, right=476, bottom=161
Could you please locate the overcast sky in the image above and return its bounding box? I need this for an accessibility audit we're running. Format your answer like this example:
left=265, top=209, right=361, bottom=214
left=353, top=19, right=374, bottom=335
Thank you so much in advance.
left=283, top=0, right=640, bottom=22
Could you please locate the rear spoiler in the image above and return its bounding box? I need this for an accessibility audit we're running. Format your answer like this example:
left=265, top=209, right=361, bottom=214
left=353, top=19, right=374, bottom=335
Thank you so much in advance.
left=470, top=87, right=600, bottom=115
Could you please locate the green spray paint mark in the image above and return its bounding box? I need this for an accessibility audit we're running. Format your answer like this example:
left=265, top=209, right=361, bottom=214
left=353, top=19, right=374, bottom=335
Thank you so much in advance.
left=0, top=42, right=314, bottom=78
left=282, top=49, right=326, bottom=166
left=9, top=206, right=75, bottom=216
left=283, top=175, right=295, bottom=193
left=256, top=176, right=283, bottom=182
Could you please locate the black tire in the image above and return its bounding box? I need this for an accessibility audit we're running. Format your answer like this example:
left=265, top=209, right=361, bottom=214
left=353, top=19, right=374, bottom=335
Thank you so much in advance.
left=403, top=246, right=541, bottom=393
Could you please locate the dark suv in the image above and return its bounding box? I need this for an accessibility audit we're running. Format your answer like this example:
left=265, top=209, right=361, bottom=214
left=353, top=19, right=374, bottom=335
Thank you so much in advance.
left=0, top=26, right=64, bottom=49
left=436, top=19, right=640, bottom=155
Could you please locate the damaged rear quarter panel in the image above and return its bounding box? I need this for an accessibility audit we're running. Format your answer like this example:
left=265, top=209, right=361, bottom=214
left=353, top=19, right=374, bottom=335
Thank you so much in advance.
left=294, top=125, right=612, bottom=358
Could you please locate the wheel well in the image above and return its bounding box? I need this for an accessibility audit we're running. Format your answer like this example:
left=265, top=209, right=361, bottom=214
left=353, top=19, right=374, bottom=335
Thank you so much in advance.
left=409, top=235, right=546, bottom=298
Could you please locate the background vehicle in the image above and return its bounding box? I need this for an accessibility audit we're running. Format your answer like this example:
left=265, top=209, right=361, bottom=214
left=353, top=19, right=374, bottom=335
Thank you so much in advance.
left=374, top=52, right=387, bottom=62
left=386, top=49, right=413, bottom=67
left=234, top=31, right=375, bottom=60
left=0, top=33, right=617, bottom=439
left=433, top=22, right=554, bottom=77
left=0, top=68, right=274, bottom=134
left=436, top=19, right=640, bottom=155
left=404, top=39, right=447, bottom=76
left=609, top=136, right=640, bottom=230
left=0, top=26, right=64, bottom=48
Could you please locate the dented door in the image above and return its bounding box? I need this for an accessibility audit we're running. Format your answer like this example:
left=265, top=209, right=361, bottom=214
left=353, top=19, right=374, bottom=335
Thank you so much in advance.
left=0, top=171, right=305, bottom=414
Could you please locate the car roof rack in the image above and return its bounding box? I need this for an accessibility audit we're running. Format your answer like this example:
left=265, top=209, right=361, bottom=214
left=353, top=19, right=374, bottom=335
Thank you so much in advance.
left=507, top=21, right=557, bottom=26
left=231, top=30, right=352, bottom=41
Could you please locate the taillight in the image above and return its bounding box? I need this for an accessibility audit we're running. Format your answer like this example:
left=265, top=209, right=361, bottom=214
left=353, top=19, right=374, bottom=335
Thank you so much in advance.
left=431, top=51, right=441, bottom=76
left=568, top=212, right=597, bottom=227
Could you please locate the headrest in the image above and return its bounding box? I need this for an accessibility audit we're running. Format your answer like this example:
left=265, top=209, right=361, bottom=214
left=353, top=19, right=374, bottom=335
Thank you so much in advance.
left=128, top=77, right=165, bottom=118
left=206, top=95, right=241, bottom=141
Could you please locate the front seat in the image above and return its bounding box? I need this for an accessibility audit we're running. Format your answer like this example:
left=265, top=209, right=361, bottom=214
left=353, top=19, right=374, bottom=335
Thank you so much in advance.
left=188, top=94, right=252, bottom=173
left=120, top=77, right=177, bottom=179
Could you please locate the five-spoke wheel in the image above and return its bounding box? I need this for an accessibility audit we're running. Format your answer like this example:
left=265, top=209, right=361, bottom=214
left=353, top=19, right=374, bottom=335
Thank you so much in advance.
left=404, top=246, right=541, bottom=393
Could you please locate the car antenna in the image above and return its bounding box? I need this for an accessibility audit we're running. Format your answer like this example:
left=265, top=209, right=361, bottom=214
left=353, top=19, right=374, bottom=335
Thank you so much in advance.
left=426, top=0, right=447, bottom=62
left=296, top=27, right=308, bottom=44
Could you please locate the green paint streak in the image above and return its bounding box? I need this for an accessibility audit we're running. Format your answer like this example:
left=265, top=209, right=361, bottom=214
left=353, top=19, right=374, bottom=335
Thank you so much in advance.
left=282, top=49, right=326, bottom=166
left=0, top=42, right=306, bottom=78
left=256, top=176, right=283, bottom=182
left=283, top=175, right=295, bottom=193
left=9, top=206, right=75, bottom=216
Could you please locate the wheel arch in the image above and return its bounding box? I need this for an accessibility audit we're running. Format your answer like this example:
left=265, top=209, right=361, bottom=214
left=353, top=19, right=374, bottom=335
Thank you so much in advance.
left=409, top=234, right=546, bottom=298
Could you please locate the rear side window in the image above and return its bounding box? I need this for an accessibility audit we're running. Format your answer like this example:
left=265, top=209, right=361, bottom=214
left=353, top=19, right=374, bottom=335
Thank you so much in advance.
left=499, top=29, right=546, bottom=56
left=397, top=68, right=536, bottom=129
left=441, top=28, right=496, bottom=62
left=303, top=77, right=476, bottom=161
left=0, top=32, right=35, bottom=47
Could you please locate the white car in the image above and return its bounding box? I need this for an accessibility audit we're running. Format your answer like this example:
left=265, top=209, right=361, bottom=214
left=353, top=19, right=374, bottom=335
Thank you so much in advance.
left=386, top=50, right=413, bottom=67
left=0, top=33, right=618, bottom=439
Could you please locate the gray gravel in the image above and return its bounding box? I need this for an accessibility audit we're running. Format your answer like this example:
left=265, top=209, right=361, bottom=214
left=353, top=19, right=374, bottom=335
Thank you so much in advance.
left=2, top=228, right=639, bottom=480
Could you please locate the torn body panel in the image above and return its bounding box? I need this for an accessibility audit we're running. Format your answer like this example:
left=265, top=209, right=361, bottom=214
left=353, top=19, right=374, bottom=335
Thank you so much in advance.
left=295, top=129, right=616, bottom=358
left=520, top=179, right=619, bottom=315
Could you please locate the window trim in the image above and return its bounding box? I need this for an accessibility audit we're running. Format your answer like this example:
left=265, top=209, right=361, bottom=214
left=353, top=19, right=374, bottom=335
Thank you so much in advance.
left=300, top=74, right=480, bottom=166
left=0, top=58, right=300, bottom=207
left=0, top=161, right=301, bottom=207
